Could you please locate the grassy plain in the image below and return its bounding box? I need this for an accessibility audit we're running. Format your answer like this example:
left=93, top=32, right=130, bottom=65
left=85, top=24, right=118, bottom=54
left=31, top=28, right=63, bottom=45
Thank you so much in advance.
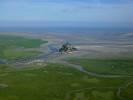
left=0, top=63, right=131, bottom=100
left=66, top=58, right=133, bottom=75
left=121, top=82, right=133, bottom=100
left=0, top=35, right=47, bottom=60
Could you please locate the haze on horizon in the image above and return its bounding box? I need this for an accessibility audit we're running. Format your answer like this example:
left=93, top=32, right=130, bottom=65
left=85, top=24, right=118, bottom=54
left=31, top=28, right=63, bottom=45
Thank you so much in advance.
left=0, top=0, right=133, bottom=28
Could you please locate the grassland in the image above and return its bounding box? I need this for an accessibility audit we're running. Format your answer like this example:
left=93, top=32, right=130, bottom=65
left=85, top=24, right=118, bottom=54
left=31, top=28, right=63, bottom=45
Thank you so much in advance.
left=3, top=49, right=42, bottom=60
left=0, top=35, right=47, bottom=60
left=0, top=63, right=132, bottom=100
left=66, top=58, right=133, bottom=76
left=121, top=82, right=133, bottom=100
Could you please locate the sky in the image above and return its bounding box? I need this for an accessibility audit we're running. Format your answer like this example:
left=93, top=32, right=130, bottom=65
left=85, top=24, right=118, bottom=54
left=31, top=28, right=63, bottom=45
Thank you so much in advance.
left=0, top=0, right=133, bottom=27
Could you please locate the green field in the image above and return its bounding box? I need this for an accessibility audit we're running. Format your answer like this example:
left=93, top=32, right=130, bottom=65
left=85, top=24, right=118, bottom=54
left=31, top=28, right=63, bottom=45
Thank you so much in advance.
left=0, top=35, right=47, bottom=60
left=121, top=82, right=133, bottom=100
left=0, top=63, right=132, bottom=100
left=66, top=58, right=133, bottom=75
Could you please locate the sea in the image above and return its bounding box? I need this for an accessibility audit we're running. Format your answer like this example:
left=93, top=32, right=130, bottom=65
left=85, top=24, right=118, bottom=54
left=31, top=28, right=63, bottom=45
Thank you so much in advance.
left=0, top=27, right=133, bottom=34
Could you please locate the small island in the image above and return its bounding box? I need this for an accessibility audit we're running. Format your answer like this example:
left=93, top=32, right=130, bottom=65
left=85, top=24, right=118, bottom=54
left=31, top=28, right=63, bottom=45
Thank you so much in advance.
left=59, top=42, right=77, bottom=53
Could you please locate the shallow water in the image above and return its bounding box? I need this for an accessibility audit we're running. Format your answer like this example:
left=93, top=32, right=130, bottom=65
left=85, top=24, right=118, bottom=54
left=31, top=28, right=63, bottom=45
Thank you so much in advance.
left=0, top=60, right=6, bottom=64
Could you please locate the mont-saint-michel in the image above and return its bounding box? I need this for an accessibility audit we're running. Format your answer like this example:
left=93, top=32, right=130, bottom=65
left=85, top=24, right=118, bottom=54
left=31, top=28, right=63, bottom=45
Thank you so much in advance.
left=0, top=0, right=133, bottom=100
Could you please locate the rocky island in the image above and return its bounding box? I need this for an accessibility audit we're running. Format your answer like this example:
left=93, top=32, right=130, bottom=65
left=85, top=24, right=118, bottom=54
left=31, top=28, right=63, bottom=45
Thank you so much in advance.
left=59, top=42, right=77, bottom=53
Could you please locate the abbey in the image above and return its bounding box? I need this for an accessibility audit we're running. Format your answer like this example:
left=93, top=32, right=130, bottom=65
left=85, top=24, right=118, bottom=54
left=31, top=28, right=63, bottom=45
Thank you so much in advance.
left=59, top=42, right=77, bottom=53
